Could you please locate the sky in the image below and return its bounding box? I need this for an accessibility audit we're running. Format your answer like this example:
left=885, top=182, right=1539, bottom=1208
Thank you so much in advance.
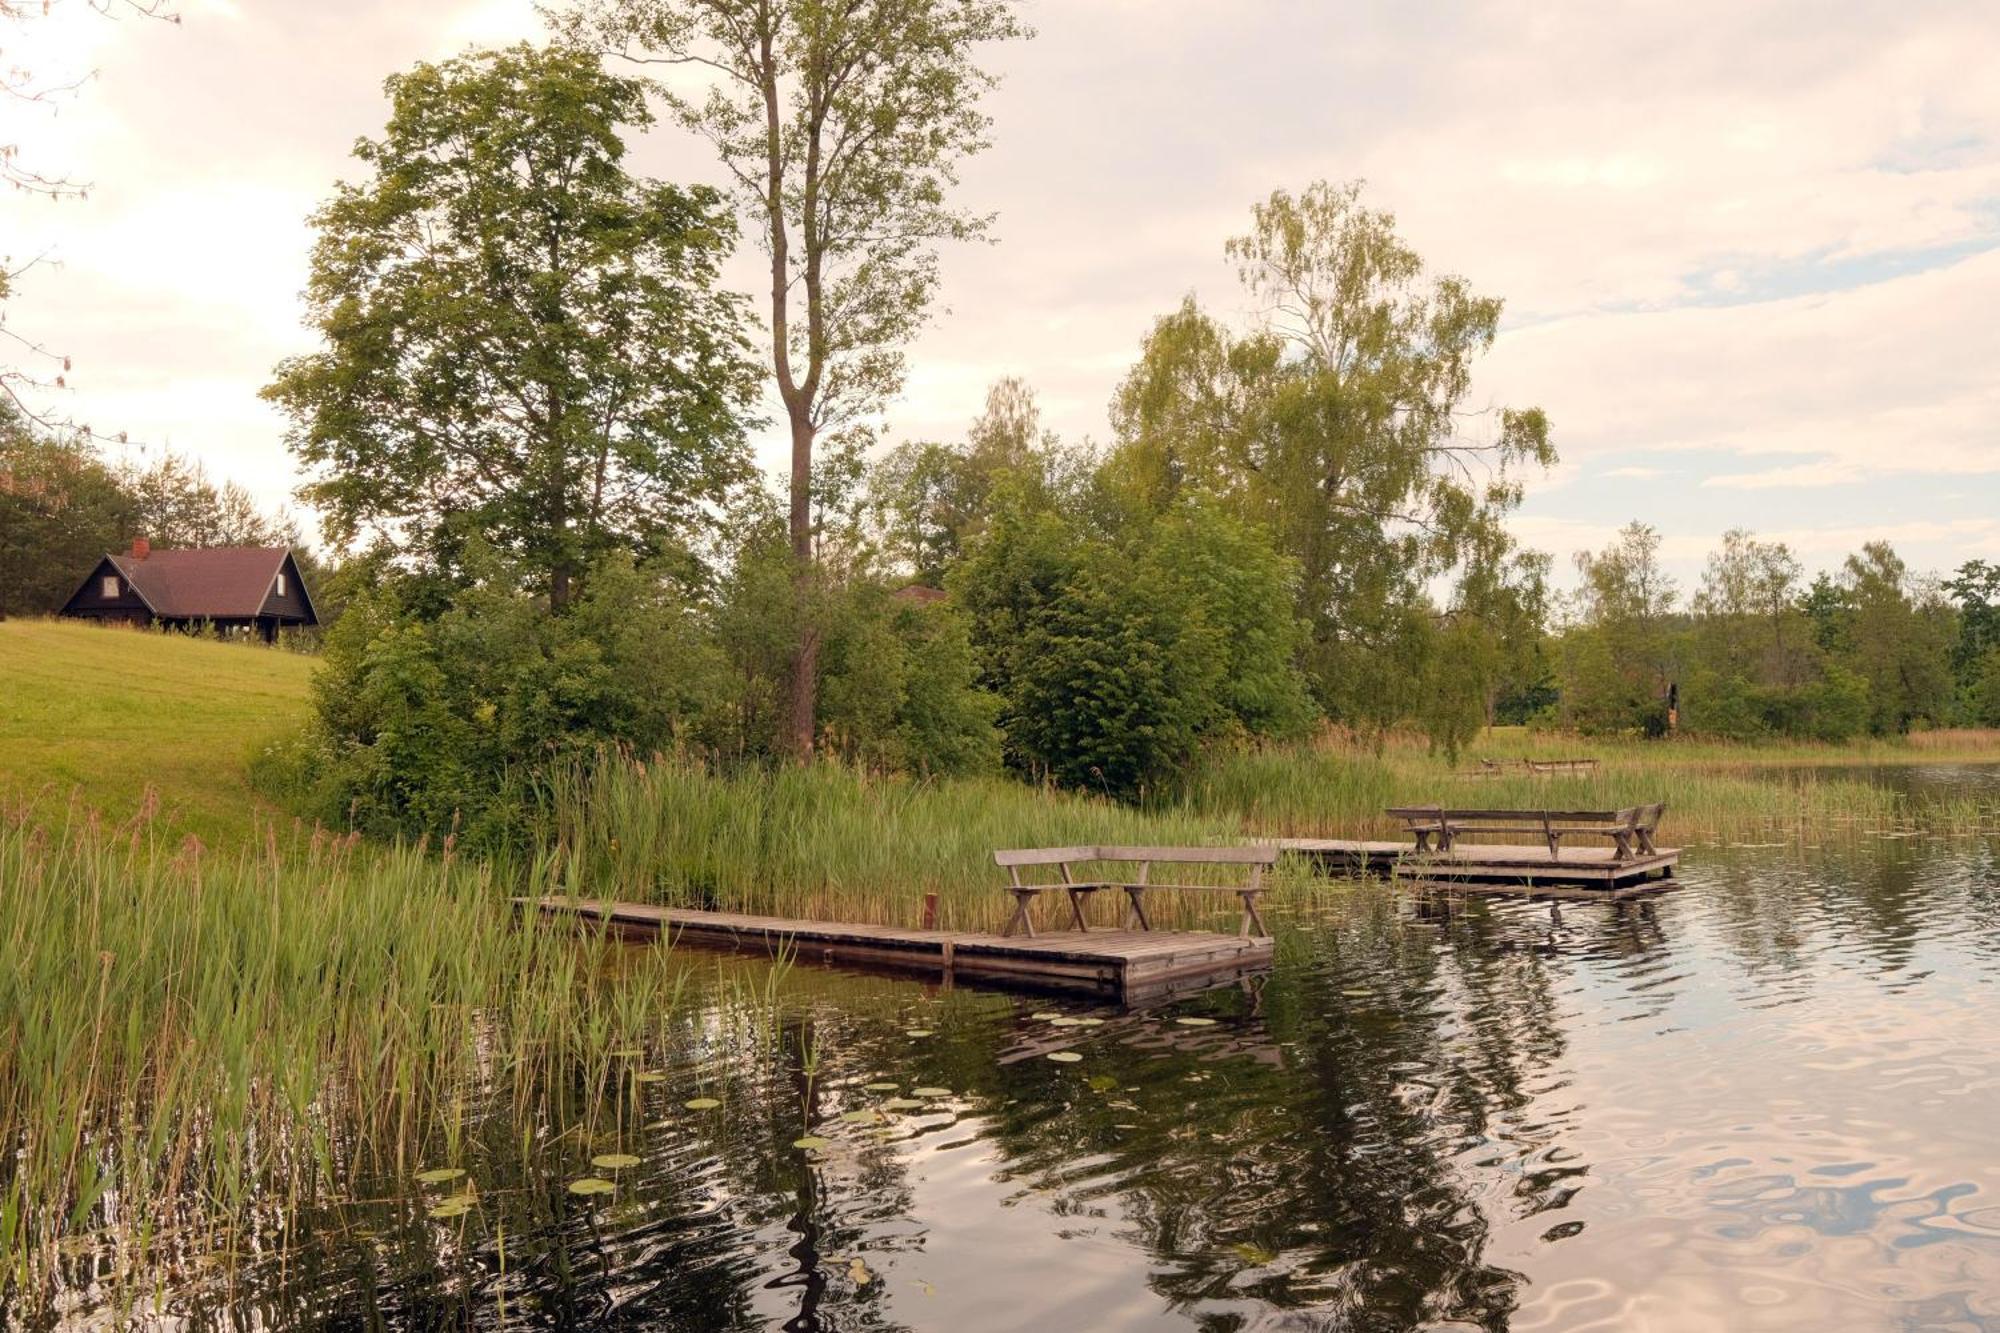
left=4, top=0, right=1996, bottom=589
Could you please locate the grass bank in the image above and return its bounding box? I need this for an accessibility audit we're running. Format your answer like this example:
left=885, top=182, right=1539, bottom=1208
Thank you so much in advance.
left=0, top=619, right=314, bottom=848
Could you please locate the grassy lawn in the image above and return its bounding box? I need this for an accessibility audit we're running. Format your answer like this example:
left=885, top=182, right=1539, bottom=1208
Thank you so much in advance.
left=0, top=618, right=315, bottom=849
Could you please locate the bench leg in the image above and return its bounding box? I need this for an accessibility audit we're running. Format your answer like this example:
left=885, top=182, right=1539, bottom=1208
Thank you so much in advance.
left=1637, top=830, right=1656, bottom=855
left=1066, top=887, right=1090, bottom=933
left=1003, top=890, right=1036, bottom=939
left=1612, top=833, right=1632, bottom=861
left=1238, top=891, right=1269, bottom=939
left=1546, top=831, right=1562, bottom=858
left=1124, top=886, right=1152, bottom=932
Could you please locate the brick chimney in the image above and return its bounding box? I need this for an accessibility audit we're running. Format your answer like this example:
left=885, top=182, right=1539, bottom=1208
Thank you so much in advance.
left=130, top=537, right=151, bottom=561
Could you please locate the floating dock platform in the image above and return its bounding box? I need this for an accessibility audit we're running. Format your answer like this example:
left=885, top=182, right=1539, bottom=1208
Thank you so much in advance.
left=523, top=898, right=1274, bottom=1002
left=1275, top=839, right=1680, bottom=888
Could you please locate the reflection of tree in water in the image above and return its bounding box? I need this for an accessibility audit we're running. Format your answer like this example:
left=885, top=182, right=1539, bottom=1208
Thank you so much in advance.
left=957, top=896, right=1583, bottom=1332
left=1702, top=836, right=2000, bottom=986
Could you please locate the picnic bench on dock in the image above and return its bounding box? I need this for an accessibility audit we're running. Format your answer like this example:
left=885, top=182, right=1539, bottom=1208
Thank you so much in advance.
left=1387, top=803, right=1666, bottom=860
left=992, top=845, right=1276, bottom=939
left=1472, top=757, right=1601, bottom=777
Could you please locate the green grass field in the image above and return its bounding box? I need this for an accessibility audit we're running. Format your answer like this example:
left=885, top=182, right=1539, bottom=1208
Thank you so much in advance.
left=0, top=619, right=315, bottom=847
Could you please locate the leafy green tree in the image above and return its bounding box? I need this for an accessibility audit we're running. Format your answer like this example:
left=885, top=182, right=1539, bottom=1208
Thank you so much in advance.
left=278, top=544, right=735, bottom=844
left=868, top=377, right=1076, bottom=583
left=1943, top=560, right=2000, bottom=715
left=1838, top=542, right=1955, bottom=734
left=954, top=484, right=1311, bottom=800
left=0, top=408, right=132, bottom=618
left=1560, top=523, right=1679, bottom=734
left=560, top=0, right=1030, bottom=755
left=264, top=44, right=759, bottom=609
left=1693, top=529, right=1809, bottom=685
left=1106, top=182, right=1553, bottom=730
left=118, top=452, right=298, bottom=549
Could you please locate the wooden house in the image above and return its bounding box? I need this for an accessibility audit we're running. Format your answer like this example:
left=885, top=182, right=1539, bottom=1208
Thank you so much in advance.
left=60, top=539, right=318, bottom=642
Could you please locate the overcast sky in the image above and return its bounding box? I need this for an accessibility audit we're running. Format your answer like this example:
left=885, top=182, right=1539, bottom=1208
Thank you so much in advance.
left=6, top=0, right=1997, bottom=587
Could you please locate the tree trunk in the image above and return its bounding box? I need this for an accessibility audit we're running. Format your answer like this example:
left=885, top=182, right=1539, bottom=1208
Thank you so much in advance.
left=786, top=403, right=818, bottom=759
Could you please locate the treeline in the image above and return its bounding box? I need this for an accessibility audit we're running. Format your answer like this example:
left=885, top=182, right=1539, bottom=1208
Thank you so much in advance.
left=1536, top=523, right=1999, bottom=739
left=0, top=403, right=315, bottom=620
left=28, top=34, right=1975, bottom=850
left=250, top=44, right=1552, bottom=845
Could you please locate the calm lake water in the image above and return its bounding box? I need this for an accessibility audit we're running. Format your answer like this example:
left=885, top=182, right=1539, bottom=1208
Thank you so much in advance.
left=55, top=768, right=2000, bottom=1331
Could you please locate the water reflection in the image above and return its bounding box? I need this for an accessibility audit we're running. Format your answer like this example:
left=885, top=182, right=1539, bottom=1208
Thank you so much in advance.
left=30, top=791, right=2000, bottom=1331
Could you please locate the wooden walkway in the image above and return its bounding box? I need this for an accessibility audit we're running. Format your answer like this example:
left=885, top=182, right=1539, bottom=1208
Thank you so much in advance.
left=523, top=898, right=1274, bottom=1002
left=1275, top=838, right=1680, bottom=888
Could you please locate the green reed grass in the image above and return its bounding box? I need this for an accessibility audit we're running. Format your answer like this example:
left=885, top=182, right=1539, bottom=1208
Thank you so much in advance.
left=0, top=802, right=677, bottom=1311
left=1182, top=737, right=1999, bottom=843
left=541, top=736, right=1998, bottom=934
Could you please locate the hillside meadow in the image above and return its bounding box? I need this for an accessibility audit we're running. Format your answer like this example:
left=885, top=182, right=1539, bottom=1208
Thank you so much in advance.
left=0, top=619, right=316, bottom=848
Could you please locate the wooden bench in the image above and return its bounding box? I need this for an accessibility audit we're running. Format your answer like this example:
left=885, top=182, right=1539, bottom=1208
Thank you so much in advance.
left=1385, top=803, right=1666, bottom=860
left=991, top=845, right=1277, bottom=939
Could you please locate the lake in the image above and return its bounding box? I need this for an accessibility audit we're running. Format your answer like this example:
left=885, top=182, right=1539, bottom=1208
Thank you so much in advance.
left=43, top=769, right=2000, bottom=1331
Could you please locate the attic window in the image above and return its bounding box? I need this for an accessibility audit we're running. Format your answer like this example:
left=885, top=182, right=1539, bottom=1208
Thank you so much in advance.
left=101, top=575, right=119, bottom=598
left=276, top=572, right=287, bottom=597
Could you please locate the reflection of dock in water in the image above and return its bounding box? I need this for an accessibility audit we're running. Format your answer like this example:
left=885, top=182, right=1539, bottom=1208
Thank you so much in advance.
left=522, top=898, right=1274, bottom=1001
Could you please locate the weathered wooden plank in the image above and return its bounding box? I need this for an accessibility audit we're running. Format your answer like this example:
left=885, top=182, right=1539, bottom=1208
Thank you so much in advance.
left=522, top=898, right=1273, bottom=999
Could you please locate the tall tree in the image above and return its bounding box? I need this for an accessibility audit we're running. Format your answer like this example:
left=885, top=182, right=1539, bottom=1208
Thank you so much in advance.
left=264, top=44, right=759, bottom=608
left=558, top=0, right=1029, bottom=755
left=1107, top=181, right=1553, bottom=728
left=1693, top=528, right=1807, bottom=684
left=0, top=406, right=132, bottom=619
left=1839, top=542, right=1955, bottom=734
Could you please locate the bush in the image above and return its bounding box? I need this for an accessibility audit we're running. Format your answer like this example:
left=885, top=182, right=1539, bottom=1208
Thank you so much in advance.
left=955, top=491, right=1312, bottom=800
left=268, top=549, right=732, bottom=848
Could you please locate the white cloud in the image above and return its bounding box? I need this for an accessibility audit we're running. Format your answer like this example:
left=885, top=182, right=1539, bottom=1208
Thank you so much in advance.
left=1, top=0, right=1994, bottom=579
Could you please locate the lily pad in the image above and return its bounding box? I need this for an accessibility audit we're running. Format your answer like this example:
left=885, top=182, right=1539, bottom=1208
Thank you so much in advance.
left=1046, top=1051, right=1083, bottom=1063
left=841, top=1109, right=883, bottom=1124
left=849, top=1256, right=873, bottom=1286
left=415, top=1167, right=466, bottom=1185
left=883, top=1097, right=925, bottom=1111
left=793, top=1135, right=833, bottom=1150
left=427, top=1197, right=474, bottom=1219
left=684, top=1097, right=722, bottom=1110
left=1032, top=1011, right=1062, bottom=1021
left=913, top=1086, right=953, bottom=1098
left=1174, top=1017, right=1218, bottom=1027
left=863, top=1081, right=900, bottom=1093
left=1088, top=1074, right=1118, bottom=1092
left=591, top=1153, right=641, bottom=1170
left=905, top=1028, right=934, bottom=1038
left=567, top=1177, right=615, bottom=1197
left=633, top=1071, right=667, bottom=1083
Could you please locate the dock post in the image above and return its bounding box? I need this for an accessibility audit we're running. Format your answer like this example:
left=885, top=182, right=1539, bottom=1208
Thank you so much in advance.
left=921, top=892, right=939, bottom=930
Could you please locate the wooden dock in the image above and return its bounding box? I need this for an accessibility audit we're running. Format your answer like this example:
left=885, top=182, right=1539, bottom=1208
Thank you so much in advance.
left=523, top=898, right=1275, bottom=1002
left=1275, top=838, right=1680, bottom=888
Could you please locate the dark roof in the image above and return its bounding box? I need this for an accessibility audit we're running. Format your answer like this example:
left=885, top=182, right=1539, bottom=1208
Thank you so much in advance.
left=105, top=547, right=296, bottom=618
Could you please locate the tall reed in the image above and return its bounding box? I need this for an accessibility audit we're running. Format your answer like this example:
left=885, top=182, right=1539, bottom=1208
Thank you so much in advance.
left=0, top=803, right=667, bottom=1312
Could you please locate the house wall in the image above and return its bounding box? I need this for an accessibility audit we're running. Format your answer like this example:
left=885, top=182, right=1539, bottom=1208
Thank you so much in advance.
left=258, top=556, right=315, bottom=622
left=62, top=560, right=153, bottom=623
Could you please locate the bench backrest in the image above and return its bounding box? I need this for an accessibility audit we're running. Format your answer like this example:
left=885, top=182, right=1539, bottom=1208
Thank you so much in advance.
left=1386, top=806, right=1642, bottom=827
left=993, top=844, right=1279, bottom=868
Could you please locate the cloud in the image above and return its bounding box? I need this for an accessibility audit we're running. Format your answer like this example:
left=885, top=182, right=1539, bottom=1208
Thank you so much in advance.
left=1, top=0, right=1994, bottom=585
